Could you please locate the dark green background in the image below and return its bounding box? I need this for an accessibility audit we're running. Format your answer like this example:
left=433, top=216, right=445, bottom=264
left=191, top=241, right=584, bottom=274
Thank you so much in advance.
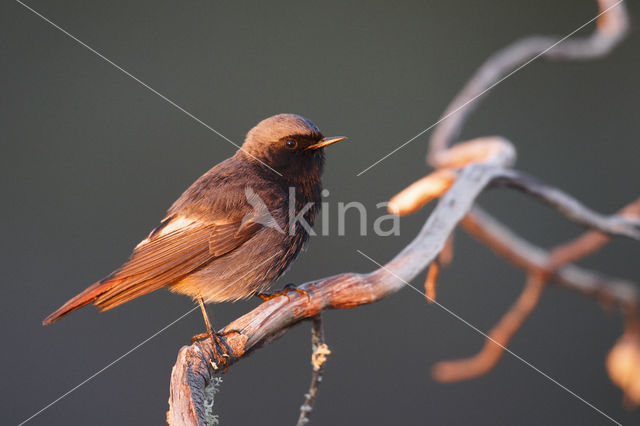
left=2, top=1, right=639, bottom=424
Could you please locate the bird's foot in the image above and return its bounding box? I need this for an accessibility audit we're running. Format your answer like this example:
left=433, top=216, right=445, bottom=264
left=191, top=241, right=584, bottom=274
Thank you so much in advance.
left=256, top=283, right=311, bottom=302
left=191, top=331, right=233, bottom=371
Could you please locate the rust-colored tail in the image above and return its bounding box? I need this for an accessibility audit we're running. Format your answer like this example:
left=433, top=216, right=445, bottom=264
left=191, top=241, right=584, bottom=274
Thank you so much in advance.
left=42, top=278, right=121, bottom=325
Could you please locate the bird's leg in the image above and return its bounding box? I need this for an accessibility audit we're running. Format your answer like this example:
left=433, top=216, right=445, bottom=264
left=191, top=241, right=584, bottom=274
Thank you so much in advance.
left=191, top=297, right=234, bottom=371
left=256, top=283, right=311, bottom=302
left=198, top=296, right=214, bottom=339
left=191, top=297, right=215, bottom=344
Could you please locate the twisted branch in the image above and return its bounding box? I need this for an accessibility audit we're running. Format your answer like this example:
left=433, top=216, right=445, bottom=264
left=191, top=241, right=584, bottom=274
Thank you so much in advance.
left=168, top=165, right=639, bottom=424
left=432, top=200, right=640, bottom=383
left=167, top=1, right=636, bottom=423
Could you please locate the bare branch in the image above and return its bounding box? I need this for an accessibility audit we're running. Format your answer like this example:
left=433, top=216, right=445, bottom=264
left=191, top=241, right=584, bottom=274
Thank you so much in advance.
left=432, top=274, right=546, bottom=383
left=168, top=166, right=639, bottom=424
left=393, top=167, right=640, bottom=241
left=492, top=172, right=640, bottom=240
left=432, top=199, right=640, bottom=382
left=166, top=164, right=502, bottom=424
left=463, top=207, right=639, bottom=312
left=428, top=0, right=629, bottom=161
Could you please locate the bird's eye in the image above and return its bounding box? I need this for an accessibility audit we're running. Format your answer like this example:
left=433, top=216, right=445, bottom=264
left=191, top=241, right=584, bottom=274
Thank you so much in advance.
left=285, top=139, right=298, bottom=149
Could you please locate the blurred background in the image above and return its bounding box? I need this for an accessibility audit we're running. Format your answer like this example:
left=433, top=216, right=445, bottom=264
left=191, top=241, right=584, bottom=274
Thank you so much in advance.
left=2, top=0, right=640, bottom=424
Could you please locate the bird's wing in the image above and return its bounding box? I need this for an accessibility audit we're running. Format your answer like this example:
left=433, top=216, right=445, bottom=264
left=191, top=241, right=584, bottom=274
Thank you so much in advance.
left=43, top=215, right=262, bottom=323
left=94, top=215, right=263, bottom=309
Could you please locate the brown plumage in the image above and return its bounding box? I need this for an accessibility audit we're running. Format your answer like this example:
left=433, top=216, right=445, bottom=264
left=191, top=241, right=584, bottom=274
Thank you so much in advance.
left=43, top=114, right=346, bottom=325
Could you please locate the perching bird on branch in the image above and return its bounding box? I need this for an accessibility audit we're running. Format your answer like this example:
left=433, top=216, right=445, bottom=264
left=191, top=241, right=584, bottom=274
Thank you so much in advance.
left=43, top=113, right=346, bottom=341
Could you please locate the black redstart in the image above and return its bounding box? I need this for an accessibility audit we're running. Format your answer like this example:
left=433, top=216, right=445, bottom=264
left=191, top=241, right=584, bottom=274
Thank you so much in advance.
left=43, top=113, right=346, bottom=340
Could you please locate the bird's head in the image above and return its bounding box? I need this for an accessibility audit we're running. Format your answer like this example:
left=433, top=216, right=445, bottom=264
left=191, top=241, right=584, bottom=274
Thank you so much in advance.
left=240, top=113, right=346, bottom=177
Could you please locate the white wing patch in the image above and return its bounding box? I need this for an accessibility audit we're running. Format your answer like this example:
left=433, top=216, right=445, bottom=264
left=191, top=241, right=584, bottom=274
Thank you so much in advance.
left=156, top=216, right=197, bottom=236
left=135, top=216, right=199, bottom=249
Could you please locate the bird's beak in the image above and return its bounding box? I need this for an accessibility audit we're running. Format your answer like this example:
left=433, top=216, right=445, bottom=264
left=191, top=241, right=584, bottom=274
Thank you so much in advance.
left=305, top=136, right=347, bottom=150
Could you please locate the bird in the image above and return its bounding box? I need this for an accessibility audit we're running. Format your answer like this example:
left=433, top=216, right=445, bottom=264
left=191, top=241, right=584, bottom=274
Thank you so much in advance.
left=43, top=113, right=346, bottom=341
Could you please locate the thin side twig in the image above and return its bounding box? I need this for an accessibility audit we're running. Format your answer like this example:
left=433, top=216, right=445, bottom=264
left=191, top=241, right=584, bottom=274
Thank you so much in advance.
left=424, top=261, right=440, bottom=303
left=296, top=315, right=330, bottom=426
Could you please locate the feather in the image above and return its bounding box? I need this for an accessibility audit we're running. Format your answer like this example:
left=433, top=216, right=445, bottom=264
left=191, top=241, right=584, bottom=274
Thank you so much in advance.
left=42, top=215, right=261, bottom=324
